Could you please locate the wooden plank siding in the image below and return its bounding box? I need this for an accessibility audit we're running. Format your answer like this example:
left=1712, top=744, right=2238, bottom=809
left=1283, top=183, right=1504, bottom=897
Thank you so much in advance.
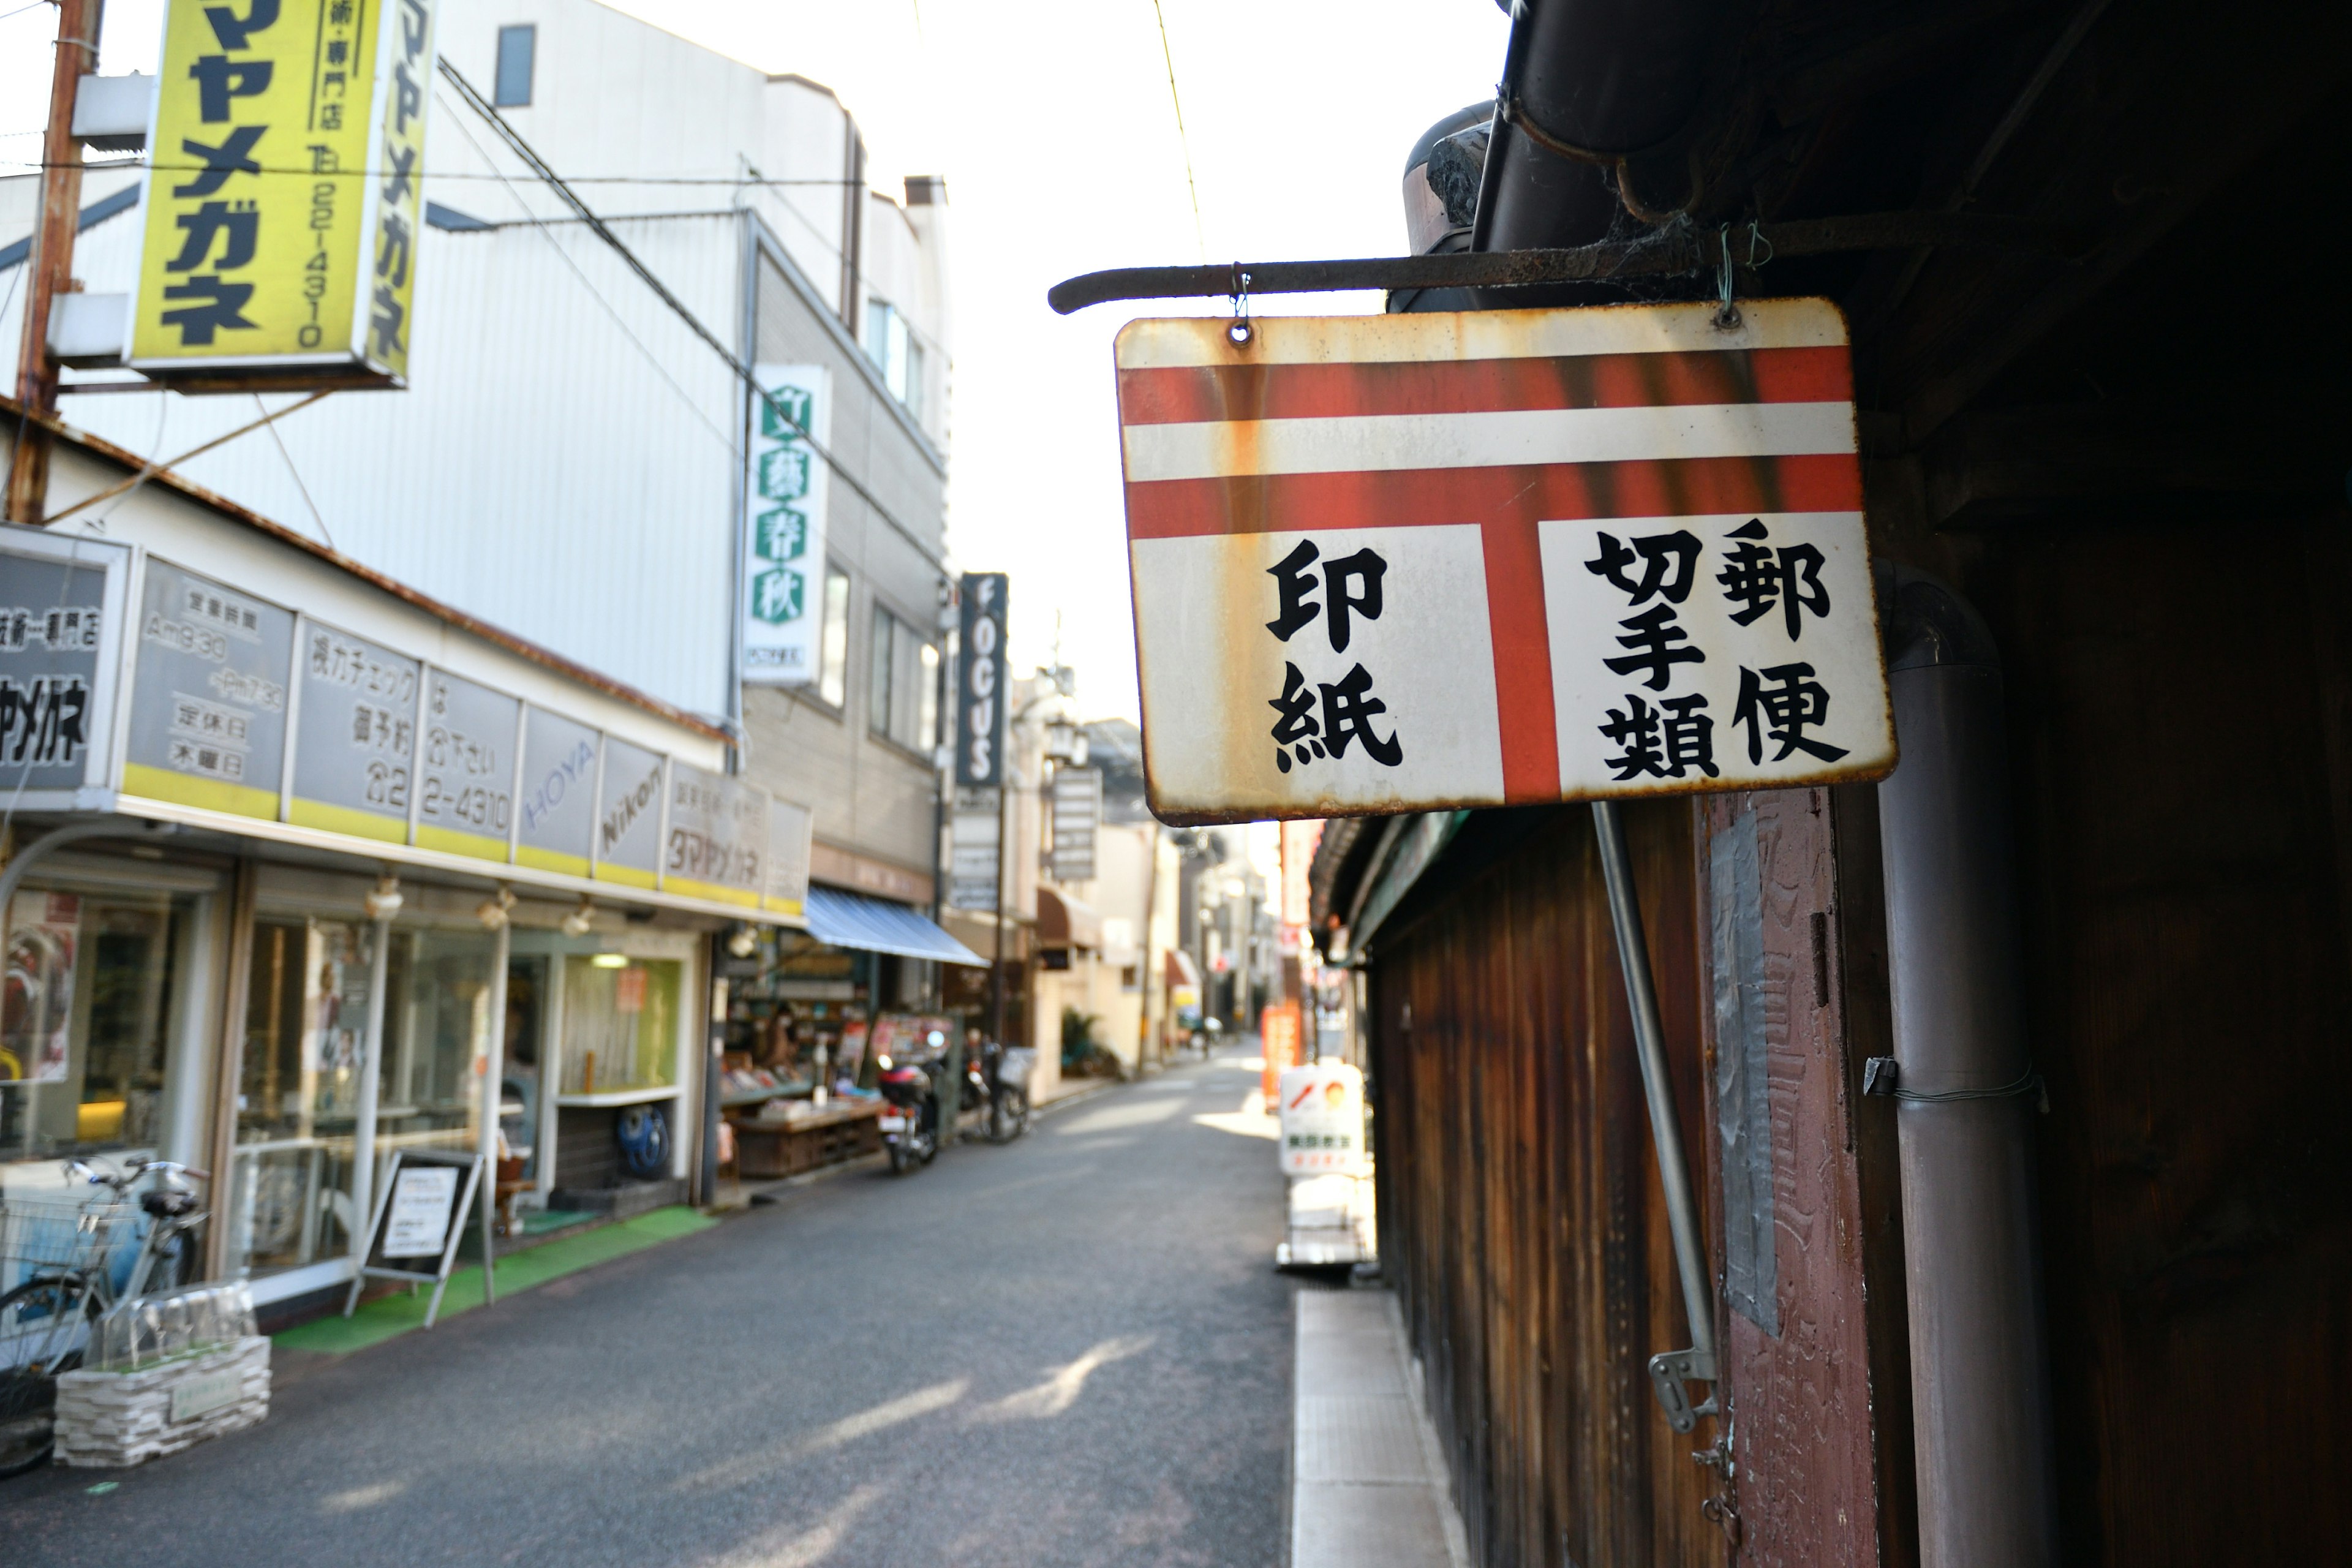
left=1954, top=517, right=2352, bottom=1564
left=1368, top=799, right=1725, bottom=1568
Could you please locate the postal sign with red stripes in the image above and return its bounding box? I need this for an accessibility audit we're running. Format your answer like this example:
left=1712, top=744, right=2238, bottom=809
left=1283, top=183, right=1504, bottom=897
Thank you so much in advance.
left=1114, top=298, right=1894, bottom=824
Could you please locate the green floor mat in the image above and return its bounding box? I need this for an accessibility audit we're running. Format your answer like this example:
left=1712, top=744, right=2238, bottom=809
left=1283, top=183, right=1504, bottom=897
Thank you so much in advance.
left=520, top=1208, right=597, bottom=1235
left=272, top=1205, right=718, bottom=1355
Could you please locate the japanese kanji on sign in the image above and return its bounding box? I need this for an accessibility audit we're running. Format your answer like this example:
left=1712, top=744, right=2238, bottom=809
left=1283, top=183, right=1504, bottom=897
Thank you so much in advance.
left=127, top=0, right=437, bottom=385
left=1114, top=298, right=1894, bottom=822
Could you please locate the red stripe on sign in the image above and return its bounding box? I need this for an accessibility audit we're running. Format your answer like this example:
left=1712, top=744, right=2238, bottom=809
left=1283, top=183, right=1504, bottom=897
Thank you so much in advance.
left=1121, top=453, right=1863, bottom=540
left=1481, top=508, right=1561, bottom=803
left=1116, top=347, right=1852, bottom=426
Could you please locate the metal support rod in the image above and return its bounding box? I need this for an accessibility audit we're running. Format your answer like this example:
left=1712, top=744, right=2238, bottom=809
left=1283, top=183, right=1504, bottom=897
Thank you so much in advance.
left=349, top=914, right=393, bottom=1270
left=476, top=915, right=511, bottom=1305
left=1046, top=210, right=2084, bottom=314
left=1589, top=801, right=1717, bottom=1382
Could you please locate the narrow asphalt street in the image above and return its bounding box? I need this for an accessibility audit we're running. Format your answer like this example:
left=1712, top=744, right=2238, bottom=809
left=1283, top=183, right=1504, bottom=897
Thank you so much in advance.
left=2, top=1051, right=1295, bottom=1568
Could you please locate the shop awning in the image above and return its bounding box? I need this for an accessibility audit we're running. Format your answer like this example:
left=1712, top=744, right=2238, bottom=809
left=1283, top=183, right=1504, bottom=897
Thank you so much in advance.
left=804, top=886, right=986, bottom=967
left=1165, top=948, right=1200, bottom=988
left=1038, top=888, right=1103, bottom=951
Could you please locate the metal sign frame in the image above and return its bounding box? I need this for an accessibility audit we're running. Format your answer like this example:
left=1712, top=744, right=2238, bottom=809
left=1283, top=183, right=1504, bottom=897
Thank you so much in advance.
left=344, top=1147, right=486, bottom=1329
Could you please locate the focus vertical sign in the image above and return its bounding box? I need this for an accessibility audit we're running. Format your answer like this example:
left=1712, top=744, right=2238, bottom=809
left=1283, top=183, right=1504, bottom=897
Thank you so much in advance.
left=741, top=365, right=832, bottom=684
left=129, top=0, right=437, bottom=386
left=955, top=573, right=1008, bottom=788
left=1113, top=300, right=1895, bottom=821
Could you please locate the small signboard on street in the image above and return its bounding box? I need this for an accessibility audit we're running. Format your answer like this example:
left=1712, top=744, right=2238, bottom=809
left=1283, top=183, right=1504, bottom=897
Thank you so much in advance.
left=1277, top=1062, right=1367, bottom=1177
left=1113, top=300, right=1893, bottom=822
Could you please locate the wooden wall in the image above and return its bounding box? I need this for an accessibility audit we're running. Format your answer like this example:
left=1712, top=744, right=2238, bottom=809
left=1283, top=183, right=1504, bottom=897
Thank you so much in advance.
left=1955, top=514, right=2352, bottom=1564
left=1368, top=799, right=1724, bottom=1568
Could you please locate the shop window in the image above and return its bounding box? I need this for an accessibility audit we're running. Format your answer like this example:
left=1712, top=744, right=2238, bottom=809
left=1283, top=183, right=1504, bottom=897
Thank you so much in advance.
left=382, top=928, right=497, bottom=1153
left=231, top=919, right=373, bottom=1277
left=817, top=567, right=851, bottom=708
left=1, top=890, right=191, bottom=1160
left=560, top=957, right=679, bottom=1096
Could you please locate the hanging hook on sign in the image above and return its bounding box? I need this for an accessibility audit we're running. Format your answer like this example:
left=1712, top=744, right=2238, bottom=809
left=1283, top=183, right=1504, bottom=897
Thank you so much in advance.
left=1229, top=265, right=1253, bottom=345
left=1714, top=224, right=1740, bottom=330
left=1715, top=221, right=1774, bottom=331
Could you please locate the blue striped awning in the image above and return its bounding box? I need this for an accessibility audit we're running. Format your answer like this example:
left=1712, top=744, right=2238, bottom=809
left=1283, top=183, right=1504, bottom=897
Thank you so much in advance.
left=803, top=886, right=986, bottom=967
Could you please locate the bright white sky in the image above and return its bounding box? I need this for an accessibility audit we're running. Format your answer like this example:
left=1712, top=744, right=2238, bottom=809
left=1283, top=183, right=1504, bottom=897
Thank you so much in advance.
left=1, top=0, right=1508, bottom=729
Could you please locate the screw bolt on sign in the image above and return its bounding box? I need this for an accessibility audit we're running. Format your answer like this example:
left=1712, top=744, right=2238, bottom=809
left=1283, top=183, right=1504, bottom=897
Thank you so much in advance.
left=1110, top=298, right=1894, bottom=822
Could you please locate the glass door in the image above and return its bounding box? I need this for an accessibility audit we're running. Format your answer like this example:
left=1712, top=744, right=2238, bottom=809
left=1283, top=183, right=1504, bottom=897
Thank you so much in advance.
left=229, top=918, right=372, bottom=1278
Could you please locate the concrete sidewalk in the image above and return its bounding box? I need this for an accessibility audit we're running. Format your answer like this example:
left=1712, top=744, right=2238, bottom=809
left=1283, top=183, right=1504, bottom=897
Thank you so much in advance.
left=1291, top=1288, right=1469, bottom=1568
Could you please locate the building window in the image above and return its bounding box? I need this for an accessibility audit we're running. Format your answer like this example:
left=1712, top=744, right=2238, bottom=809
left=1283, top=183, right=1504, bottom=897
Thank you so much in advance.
left=817, top=566, right=851, bottom=708
left=494, top=24, right=536, bottom=107
left=867, top=605, right=938, bottom=754
left=862, top=298, right=924, bottom=418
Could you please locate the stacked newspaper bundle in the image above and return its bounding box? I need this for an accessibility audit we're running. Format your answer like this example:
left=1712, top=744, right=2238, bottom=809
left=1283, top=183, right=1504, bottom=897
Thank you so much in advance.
left=52, top=1335, right=272, bottom=1468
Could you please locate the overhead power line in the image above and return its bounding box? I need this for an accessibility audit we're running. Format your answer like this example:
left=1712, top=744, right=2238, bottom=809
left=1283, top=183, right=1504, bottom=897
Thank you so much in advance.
left=1150, top=0, right=1207, bottom=265
left=436, top=56, right=944, bottom=571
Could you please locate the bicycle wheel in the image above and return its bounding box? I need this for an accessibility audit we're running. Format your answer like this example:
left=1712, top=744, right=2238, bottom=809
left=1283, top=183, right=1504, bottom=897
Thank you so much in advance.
left=0, top=1276, right=99, bottom=1479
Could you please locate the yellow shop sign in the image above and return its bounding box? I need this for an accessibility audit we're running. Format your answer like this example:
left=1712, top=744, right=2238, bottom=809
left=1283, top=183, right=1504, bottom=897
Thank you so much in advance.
left=129, top=0, right=435, bottom=385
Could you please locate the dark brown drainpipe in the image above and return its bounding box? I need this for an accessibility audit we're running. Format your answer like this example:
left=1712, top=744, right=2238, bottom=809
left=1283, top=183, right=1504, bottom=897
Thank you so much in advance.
left=1873, top=565, right=2061, bottom=1568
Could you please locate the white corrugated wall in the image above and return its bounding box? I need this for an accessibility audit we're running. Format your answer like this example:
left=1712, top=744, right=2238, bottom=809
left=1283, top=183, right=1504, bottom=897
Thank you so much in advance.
left=4, top=208, right=746, bottom=717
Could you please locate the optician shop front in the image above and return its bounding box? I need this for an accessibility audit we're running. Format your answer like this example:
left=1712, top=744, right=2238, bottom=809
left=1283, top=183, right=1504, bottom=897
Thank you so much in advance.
left=0, top=430, right=807, bottom=1318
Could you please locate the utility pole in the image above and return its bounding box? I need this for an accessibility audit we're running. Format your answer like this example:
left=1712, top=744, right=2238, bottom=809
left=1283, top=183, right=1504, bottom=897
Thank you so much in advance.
left=6, top=0, right=100, bottom=526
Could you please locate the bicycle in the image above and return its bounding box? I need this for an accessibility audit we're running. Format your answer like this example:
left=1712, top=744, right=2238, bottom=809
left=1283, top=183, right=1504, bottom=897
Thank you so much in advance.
left=0, top=1158, right=209, bottom=1479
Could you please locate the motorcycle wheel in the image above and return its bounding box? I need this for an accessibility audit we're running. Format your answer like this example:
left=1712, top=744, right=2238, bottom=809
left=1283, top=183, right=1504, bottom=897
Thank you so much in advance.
left=886, top=1139, right=910, bottom=1176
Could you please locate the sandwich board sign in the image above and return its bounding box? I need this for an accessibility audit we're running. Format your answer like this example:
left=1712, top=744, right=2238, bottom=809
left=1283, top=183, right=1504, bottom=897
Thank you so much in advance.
left=1277, top=1061, right=1367, bottom=1177
left=1112, top=298, right=1894, bottom=823
left=345, top=1148, right=484, bottom=1328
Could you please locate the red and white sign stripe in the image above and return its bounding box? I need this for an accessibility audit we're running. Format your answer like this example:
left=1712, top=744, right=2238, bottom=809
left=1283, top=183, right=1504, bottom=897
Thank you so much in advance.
left=1115, top=299, right=1891, bottom=821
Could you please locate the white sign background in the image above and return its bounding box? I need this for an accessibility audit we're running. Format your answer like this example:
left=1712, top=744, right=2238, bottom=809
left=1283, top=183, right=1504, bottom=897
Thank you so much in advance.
left=1540, top=511, right=1890, bottom=796
left=1133, top=524, right=1506, bottom=818
left=741, top=365, right=833, bottom=685
left=383, top=1166, right=460, bottom=1259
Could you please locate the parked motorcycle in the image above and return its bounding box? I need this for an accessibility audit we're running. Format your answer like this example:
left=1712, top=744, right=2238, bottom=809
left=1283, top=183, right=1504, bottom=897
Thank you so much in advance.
left=876, top=1046, right=946, bottom=1175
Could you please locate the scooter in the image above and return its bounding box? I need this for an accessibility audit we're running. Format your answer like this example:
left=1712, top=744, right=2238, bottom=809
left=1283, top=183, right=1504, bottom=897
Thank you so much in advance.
left=876, top=1047, right=944, bottom=1175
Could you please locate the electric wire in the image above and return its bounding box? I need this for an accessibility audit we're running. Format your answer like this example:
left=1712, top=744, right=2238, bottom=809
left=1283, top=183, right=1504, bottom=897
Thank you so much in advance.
left=254, top=391, right=333, bottom=550
left=1148, top=0, right=1208, bottom=265
left=437, top=56, right=944, bottom=571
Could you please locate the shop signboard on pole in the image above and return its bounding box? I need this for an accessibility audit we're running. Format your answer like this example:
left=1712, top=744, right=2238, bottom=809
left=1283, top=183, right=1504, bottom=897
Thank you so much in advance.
left=127, top=0, right=438, bottom=386
left=1113, top=300, right=1896, bottom=823
left=1260, top=999, right=1301, bottom=1107
left=955, top=573, right=1008, bottom=787
left=1049, top=767, right=1101, bottom=882
left=948, top=786, right=1001, bottom=911
left=740, top=366, right=832, bottom=685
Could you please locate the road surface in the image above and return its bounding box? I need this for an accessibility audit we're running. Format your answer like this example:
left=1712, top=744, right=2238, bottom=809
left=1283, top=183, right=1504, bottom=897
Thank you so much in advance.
left=3, top=1050, right=1294, bottom=1567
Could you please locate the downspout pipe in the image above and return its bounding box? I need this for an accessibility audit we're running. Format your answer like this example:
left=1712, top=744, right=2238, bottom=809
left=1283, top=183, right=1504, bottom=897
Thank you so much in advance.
left=1471, top=0, right=1735, bottom=276
left=1872, top=564, right=2060, bottom=1568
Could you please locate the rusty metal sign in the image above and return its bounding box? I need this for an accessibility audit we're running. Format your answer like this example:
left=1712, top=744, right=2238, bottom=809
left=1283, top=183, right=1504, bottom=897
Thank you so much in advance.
left=1114, top=298, right=1894, bottom=823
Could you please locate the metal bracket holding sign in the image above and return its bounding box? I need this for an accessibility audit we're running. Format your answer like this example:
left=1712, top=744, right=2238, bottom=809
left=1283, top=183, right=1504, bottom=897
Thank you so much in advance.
left=1106, top=296, right=1895, bottom=1432
left=344, top=1148, right=488, bottom=1328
